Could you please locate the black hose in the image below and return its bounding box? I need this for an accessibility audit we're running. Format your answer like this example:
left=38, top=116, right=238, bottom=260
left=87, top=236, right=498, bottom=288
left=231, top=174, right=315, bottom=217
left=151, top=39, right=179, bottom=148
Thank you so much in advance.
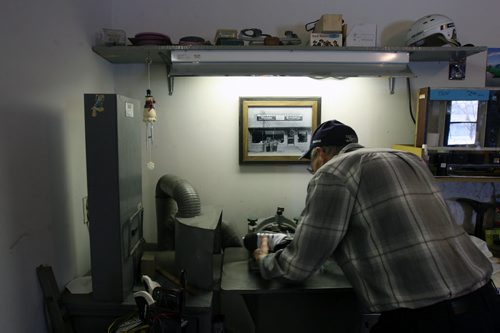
left=407, top=77, right=416, bottom=124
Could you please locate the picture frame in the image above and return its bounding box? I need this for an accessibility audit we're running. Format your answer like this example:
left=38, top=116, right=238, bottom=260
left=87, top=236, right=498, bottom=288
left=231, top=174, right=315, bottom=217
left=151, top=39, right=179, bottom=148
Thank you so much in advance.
left=486, top=48, right=500, bottom=87
left=239, top=97, right=321, bottom=163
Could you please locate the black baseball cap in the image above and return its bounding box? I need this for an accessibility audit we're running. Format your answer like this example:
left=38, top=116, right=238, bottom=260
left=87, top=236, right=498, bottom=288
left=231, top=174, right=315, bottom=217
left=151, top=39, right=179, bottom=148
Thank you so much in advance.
left=300, top=120, right=358, bottom=159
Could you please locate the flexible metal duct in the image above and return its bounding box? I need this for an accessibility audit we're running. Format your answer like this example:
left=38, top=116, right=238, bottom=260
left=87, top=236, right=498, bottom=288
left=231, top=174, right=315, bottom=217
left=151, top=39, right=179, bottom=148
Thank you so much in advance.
left=156, top=174, right=201, bottom=217
left=156, top=174, right=201, bottom=250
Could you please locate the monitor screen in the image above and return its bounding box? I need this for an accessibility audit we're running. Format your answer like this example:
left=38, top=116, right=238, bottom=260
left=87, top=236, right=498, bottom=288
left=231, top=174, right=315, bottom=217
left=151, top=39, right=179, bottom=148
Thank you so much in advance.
left=446, top=100, right=478, bottom=145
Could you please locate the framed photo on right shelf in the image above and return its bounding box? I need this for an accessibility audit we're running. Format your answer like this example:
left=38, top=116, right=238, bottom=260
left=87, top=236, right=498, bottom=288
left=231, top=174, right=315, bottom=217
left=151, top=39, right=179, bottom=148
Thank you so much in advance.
left=486, top=48, right=500, bottom=87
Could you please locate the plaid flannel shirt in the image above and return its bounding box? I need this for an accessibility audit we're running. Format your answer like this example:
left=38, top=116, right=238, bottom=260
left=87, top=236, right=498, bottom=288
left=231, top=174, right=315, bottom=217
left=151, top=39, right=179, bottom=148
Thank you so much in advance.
left=260, top=143, right=492, bottom=312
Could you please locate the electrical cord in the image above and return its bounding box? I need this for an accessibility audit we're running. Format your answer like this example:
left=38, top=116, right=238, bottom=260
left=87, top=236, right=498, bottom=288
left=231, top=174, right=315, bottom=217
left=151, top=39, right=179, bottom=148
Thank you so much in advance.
left=406, top=77, right=416, bottom=124
left=305, top=19, right=319, bottom=32
left=305, top=17, right=345, bottom=32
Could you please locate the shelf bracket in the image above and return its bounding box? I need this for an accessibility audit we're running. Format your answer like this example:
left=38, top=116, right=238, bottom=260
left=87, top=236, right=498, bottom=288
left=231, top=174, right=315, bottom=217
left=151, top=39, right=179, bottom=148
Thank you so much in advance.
left=448, top=57, right=467, bottom=80
left=159, top=51, right=175, bottom=95
left=388, top=77, right=396, bottom=94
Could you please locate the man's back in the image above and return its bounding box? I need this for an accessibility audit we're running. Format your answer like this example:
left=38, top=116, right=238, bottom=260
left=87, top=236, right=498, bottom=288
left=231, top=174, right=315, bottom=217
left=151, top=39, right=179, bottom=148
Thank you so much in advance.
left=258, top=119, right=499, bottom=332
left=323, top=146, right=493, bottom=312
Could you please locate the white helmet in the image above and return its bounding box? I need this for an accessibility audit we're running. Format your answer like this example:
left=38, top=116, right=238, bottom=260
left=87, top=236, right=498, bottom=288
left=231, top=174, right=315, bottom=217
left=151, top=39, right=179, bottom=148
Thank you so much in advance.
left=406, top=14, right=460, bottom=47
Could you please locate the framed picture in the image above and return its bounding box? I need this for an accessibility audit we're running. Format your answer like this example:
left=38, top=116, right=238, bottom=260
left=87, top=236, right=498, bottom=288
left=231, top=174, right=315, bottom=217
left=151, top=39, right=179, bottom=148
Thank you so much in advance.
left=486, top=48, right=500, bottom=87
left=239, top=97, right=321, bottom=163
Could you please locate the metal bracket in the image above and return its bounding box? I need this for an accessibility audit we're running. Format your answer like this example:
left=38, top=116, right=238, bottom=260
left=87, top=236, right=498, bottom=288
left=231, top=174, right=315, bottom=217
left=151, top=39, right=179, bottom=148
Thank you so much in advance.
left=388, top=77, right=396, bottom=94
left=449, top=56, right=467, bottom=80
left=159, top=51, right=174, bottom=95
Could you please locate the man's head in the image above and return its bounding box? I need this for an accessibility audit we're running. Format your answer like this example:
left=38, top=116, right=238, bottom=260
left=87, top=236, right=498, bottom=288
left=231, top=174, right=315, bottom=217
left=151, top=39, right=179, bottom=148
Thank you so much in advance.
left=301, top=120, right=358, bottom=160
left=301, top=120, right=358, bottom=173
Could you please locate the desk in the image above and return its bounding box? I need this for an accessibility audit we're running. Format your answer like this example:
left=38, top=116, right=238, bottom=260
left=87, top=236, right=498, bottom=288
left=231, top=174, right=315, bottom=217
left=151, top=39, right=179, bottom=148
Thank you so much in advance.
left=220, top=247, right=362, bottom=333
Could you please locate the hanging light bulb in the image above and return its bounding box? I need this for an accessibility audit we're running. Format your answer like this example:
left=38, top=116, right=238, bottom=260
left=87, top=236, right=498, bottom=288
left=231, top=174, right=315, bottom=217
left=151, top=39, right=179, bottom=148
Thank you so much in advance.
left=144, top=57, right=157, bottom=170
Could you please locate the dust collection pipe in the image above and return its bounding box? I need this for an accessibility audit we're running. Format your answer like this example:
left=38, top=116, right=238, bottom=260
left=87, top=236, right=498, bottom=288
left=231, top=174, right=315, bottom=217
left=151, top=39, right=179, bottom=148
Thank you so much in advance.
left=156, top=174, right=201, bottom=250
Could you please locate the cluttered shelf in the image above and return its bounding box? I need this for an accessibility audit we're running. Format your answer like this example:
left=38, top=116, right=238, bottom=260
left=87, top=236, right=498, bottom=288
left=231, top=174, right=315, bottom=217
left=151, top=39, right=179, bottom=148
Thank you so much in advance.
left=392, top=143, right=500, bottom=183
left=92, top=45, right=486, bottom=95
left=93, top=12, right=488, bottom=95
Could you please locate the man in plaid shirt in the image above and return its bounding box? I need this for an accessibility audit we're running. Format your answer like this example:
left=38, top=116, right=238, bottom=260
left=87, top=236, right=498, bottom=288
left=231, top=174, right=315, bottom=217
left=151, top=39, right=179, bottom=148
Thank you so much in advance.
left=254, top=120, right=499, bottom=332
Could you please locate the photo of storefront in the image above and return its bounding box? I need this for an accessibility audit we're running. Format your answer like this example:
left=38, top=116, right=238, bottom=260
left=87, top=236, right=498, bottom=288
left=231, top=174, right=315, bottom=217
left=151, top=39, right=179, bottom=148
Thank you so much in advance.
left=246, top=107, right=313, bottom=156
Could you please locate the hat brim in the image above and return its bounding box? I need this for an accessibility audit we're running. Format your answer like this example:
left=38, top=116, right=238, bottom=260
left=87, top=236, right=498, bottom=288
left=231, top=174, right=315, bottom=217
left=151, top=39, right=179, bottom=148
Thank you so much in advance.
left=300, top=148, right=313, bottom=160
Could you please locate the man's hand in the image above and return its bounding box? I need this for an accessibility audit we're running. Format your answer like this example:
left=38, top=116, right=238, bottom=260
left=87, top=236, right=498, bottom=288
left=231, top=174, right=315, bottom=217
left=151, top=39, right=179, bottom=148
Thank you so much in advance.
left=253, top=235, right=269, bottom=263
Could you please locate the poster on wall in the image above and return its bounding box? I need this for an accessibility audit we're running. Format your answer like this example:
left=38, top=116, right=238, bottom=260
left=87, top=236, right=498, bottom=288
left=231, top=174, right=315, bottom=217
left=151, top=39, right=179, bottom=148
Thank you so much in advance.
left=486, top=48, right=500, bottom=87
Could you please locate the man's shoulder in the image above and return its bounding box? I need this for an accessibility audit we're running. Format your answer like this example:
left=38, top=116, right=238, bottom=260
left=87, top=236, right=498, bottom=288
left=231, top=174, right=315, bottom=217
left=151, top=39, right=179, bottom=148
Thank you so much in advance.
left=334, top=146, right=421, bottom=169
left=342, top=146, right=417, bottom=159
left=337, top=146, right=394, bottom=160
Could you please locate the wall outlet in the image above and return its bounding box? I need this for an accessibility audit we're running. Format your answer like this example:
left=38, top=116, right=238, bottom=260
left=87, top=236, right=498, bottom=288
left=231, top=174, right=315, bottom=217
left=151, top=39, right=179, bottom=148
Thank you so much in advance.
left=82, top=196, right=89, bottom=225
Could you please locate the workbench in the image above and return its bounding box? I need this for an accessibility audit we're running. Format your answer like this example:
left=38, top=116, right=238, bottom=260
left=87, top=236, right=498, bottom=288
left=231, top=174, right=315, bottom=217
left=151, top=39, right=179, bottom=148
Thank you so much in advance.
left=219, top=247, right=363, bottom=333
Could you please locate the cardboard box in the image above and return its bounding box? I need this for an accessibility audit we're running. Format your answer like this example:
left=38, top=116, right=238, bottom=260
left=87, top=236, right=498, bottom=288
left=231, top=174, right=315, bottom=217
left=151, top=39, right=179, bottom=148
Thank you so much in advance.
left=314, top=14, right=343, bottom=33
left=310, top=32, right=343, bottom=47
left=346, top=24, right=377, bottom=46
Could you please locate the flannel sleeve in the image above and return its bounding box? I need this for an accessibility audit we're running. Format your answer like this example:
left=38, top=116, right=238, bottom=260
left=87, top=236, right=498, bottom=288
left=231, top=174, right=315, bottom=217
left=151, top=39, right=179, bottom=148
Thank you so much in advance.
left=259, top=172, right=355, bottom=281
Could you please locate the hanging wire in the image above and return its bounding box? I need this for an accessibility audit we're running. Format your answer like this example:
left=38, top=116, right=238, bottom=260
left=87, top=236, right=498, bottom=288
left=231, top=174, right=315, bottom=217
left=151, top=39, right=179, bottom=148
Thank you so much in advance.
left=144, top=55, right=156, bottom=170
left=146, top=55, right=152, bottom=89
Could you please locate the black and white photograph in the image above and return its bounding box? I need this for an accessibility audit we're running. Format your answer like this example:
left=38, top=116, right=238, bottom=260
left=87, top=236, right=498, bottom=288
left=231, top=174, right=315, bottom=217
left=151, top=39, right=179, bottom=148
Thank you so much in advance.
left=239, top=97, right=321, bottom=163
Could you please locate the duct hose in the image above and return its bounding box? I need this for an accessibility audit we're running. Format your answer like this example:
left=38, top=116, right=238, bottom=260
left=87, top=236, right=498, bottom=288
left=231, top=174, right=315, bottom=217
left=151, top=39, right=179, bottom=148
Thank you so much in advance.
left=155, top=174, right=201, bottom=250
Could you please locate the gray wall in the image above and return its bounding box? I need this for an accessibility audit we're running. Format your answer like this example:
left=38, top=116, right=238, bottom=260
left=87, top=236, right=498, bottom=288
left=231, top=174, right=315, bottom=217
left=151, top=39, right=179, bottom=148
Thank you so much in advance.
left=0, top=0, right=114, bottom=331
left=0, top=0, right=499, bottom=332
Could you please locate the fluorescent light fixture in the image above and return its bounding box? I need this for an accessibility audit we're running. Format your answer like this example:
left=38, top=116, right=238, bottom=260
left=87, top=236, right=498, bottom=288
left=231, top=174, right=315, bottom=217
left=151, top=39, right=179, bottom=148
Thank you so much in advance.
left=169, top=49, right=411, bottom=77
left=171, top=49, right=408, bottom=63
